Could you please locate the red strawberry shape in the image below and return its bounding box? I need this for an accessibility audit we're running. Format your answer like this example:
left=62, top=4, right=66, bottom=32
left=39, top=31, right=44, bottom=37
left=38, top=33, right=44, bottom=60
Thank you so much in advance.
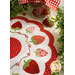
left=44, top=9, right=50, bottom=15
left=30, top=35, right=45, bottom=45
left=11, top=21, right=22, bottom=31
left=23, top=13, right=26, bottom=16
left=32, top=6, right=45, bottom=16
left=32, top=9, right=38, bottom=16
left=25, top=26, right=35, bottom=33
left=43, top=18, right=54, bottom=27
left=23, top=59, right=40, bottom=74
left=34, top=48, right=48, bottom=57
left=10, top=37, right=22, bottom=59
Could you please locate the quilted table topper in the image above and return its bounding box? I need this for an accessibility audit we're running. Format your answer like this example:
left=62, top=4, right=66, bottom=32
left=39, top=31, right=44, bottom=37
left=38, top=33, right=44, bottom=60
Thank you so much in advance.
left=19, top=0, right=61, bottom=12
left=10, top=16, right=57, bottom=75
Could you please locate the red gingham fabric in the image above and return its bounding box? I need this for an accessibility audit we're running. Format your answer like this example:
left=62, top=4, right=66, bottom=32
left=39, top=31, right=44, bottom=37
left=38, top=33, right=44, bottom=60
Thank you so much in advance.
left=18, top=0, right=61, bottom=12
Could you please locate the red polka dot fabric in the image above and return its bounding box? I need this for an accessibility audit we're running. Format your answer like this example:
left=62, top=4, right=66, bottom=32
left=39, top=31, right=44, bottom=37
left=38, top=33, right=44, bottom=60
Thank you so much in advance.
left=10, top=37, right=22, bottom=59
left=32, top=35, right=45, bottom=44
left=18, top=0, right=61, bottom=12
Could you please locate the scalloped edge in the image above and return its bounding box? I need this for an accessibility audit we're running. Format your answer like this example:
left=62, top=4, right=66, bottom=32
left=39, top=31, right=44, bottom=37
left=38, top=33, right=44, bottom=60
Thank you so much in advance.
left=10, top=16, right=57, bottom=75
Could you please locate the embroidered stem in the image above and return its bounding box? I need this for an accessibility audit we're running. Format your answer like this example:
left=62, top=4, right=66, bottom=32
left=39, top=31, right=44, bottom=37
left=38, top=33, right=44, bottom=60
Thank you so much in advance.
left=11, top=31, right=31, bottom=53
left=26, top=38, right=30, bottom=44
left=10, top=31, right=27, bottom=36
left=10, top=30, right=31, bottom=53
left=19, top=56, right=28, bottom=63
left=10, top=31, right=31, bottom=69
left=10, top=64, right=16, bottom=69
left=10, top=56, right=28, bottom=69
left=26, top=38, right=31, bottom=53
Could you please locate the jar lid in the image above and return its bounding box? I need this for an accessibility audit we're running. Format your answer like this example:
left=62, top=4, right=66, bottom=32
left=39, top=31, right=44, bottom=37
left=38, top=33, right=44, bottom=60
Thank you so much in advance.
left=18, top=0, right=61, bottom=12
left=50, top=61, right=61, bottom=72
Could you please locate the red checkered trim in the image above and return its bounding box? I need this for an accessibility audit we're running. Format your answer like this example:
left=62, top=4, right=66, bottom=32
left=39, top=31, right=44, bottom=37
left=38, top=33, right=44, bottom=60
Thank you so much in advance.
left=19, top=0, right=61, bottom=12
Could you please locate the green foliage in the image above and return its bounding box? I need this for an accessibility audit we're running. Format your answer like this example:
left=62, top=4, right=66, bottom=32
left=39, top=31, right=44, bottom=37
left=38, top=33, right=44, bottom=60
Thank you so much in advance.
left=51, top=72, right=60, bottom=75
left=51, top=6, right=64, bottom=75
left=12, top=71, right=19, bottom=75
left=56, top=7, right=64, bottom=68
left=10, top=0, right=29, bottom=18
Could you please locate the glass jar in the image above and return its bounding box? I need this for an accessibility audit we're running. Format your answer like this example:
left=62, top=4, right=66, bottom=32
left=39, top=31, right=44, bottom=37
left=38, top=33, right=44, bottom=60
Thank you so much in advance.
left=30, top=3, right=51, bottom=18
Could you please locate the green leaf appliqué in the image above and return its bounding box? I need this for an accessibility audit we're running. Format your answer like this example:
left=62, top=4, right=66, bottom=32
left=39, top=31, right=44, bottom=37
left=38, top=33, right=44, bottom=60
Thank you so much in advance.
left=11, top=27, right=21, bottom=31
left=27, top=59, right=32, bottom=63
left=12, top=71, right=19, bottom=75
left=23, top=64, right=26, bottom=70
left=34, top=49, right=39, bottom=57
left=30, top=37, right=37, bottom=45
left=23, top=59, right=32, bottom=70
left=25, top=30, right=32, bottom=33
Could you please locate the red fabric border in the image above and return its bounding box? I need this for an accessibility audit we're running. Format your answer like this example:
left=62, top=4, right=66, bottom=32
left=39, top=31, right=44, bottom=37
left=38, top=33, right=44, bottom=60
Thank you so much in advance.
left=10, top=16, right=57, bottom=75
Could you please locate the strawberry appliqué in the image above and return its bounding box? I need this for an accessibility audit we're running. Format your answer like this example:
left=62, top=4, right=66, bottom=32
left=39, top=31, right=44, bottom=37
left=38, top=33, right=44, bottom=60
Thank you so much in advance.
left=25, top=26, right=35, bottom=33
left=10, top=37, right=22, bottom=59
left=23, top=59, right=40, bottom=74
left=30, top=35, right=45, bottom=45
left=11, top=21, right=22, bottom=31
left=34, top=48, right=48, bottom=57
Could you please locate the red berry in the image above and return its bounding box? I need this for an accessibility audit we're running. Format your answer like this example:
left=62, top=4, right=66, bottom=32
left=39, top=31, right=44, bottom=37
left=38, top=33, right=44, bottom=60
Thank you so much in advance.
left=34, top=48, right=48, bottom=57
left=43, top=18, right=53, bottom=27
left=11, top=21, right=22, bottom=31
left=44, top=9, right=50, bottom=15
left=23, top=13, right=26, bottom=16
left=11, top=21, right=22, bottom=29
left=23, top=59, right=40, bottom=74
left=32, top=6, right=45, bottom=16
left=30, top=35, right=45, bottom=45
left=25, top=26, right=35, bottom=33
left=32, top=9, right=38, bottom=16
